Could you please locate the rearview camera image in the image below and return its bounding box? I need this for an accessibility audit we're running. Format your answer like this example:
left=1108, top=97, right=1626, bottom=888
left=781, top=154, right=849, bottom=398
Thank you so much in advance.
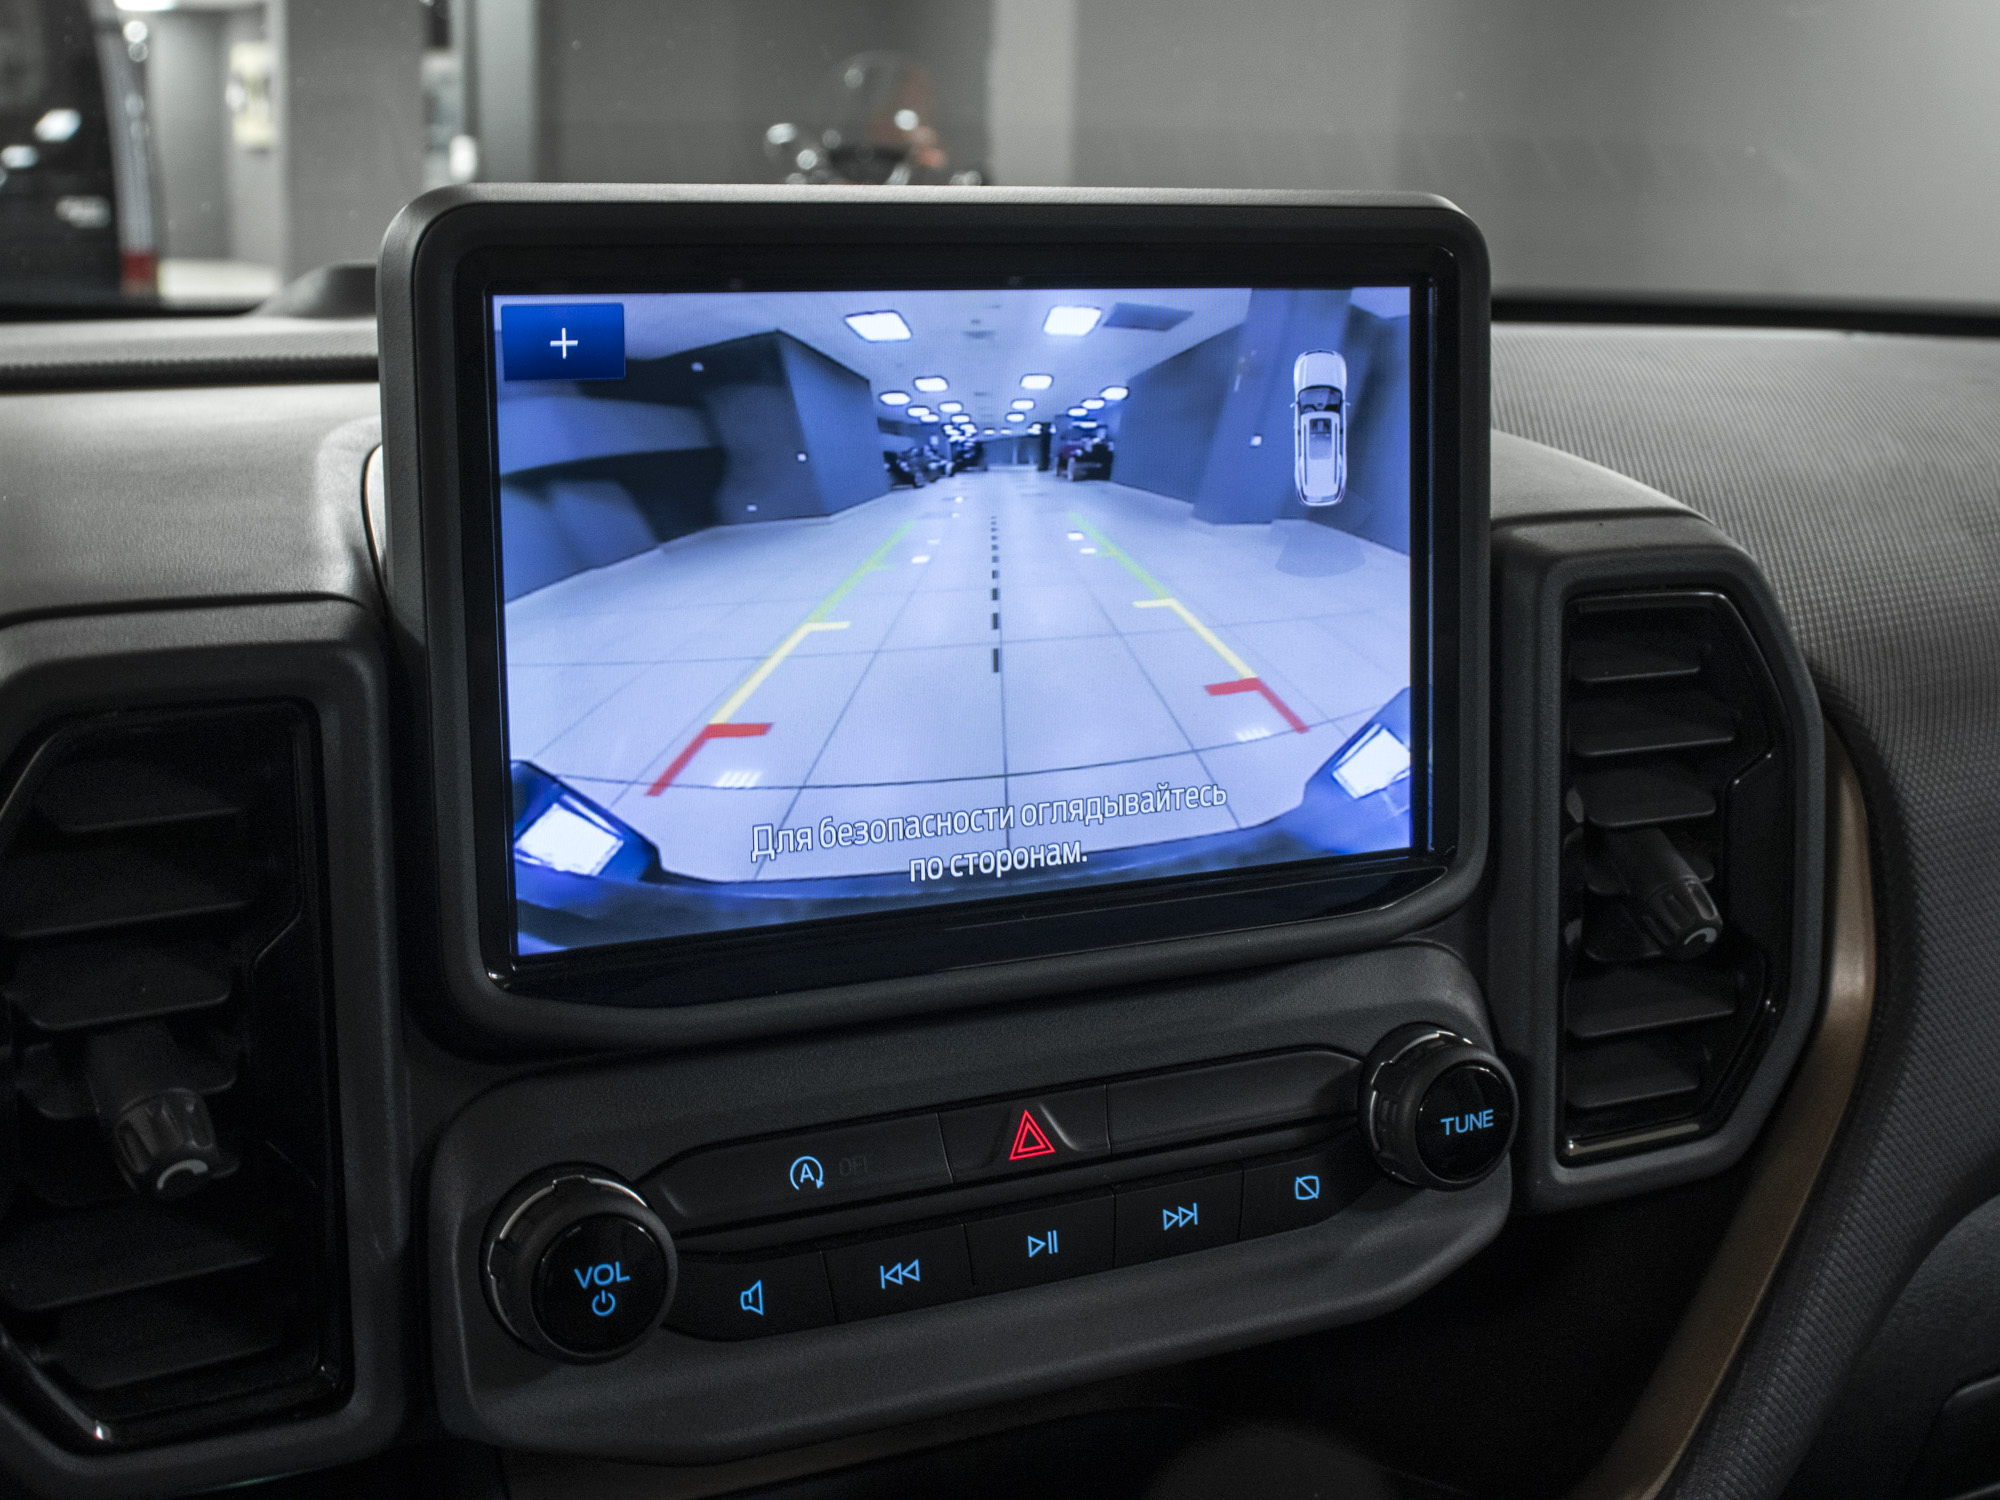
left=491, top=286, right=1417, bottom=954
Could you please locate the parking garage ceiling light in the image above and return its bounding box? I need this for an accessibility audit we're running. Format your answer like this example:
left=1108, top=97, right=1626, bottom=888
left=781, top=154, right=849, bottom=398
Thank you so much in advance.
left=939, top=401, right=963, bottom=413
left=1067, top=408, right=1087, bottom=417
left=1100, top=386, right=1129, bottom=400
left=1082, top=398, right=1106, bottom=410
left=845, top=310, right=912, bottom=341
left=1010, top=398, right=1035, bottom=410
left=906, top=407, right=933, bottom=419
left=1006, top=413, right=1026, bottom=423
left=913, top=376, right=948, bottom=392
left=879, top=391, right=911, bottom=406
left=1020, top=373, right=1054, bottom=390
left=921, top=414, right=941, bottom=423
left=1043, top=306, right=1103, bottom=337
left=34, top=110, right=81, bottom=143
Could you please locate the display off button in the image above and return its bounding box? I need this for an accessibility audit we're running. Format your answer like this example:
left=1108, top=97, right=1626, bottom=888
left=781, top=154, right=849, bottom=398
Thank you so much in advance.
left=1239, top=1137, right=1375, bottom=1239
left=1114, top=1170, right=1243, bottom=1265
left=965, top=1196, right=1113, bottom=1292
left=648, top=1115, right=951, bottom=1228
left=669, top=1252, right=835, bottom=1341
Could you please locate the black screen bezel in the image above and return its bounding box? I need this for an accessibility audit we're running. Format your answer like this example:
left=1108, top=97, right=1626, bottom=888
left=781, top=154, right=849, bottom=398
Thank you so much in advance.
left=379, top=188, right=1489, bottom=1044
left=455, top=241, right=1459, bottom=1005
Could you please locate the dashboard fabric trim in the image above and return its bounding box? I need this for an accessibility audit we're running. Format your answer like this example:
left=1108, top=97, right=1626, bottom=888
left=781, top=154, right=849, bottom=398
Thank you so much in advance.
left=1572, top=731, right=1875, bottom=1500
left=1494, top=322, right=2000, bottom=1500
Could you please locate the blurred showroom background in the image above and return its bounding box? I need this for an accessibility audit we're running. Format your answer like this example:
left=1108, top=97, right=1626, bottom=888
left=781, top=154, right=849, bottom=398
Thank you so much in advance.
left=60, top=0, right=2000, bottom=307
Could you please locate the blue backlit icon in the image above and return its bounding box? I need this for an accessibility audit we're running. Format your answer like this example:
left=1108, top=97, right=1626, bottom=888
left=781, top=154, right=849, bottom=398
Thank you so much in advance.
left=879, top=1258, right=922, bottom=1288
left=499, top=302, right=626, bottom=382
left=789, top=1155, right=825, bottom=1191
left=1294, top=1174, right=1322, bottom=1201
left=739, top=1280, right=765, bottom=1316
left=1162, top=1203, right=1199, bottom=1231
left=1026, top=1230, right=1060, bottom=1258
left=591, top=1289, right=617, bottom=1317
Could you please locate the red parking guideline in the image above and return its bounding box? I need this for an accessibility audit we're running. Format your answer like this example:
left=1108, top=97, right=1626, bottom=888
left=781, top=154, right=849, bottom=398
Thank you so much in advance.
left=1205, top=677, right=1308, bottom=734
left=646, top=722, right=771, bottom=795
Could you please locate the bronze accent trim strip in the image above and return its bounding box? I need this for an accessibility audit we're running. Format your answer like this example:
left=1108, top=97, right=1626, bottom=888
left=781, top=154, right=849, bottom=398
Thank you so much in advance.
left=1571, top=729, right=1876, bottom=1500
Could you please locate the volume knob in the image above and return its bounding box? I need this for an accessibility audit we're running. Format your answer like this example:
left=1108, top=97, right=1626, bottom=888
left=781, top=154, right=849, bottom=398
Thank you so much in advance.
left=1361, top=1026, right=1517, bottom=1190
left=482, top=1167, right=676, bottom=1363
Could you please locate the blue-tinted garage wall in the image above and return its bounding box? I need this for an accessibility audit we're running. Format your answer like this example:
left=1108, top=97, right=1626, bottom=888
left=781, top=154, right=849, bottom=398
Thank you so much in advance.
left=1110, top=327, right=1237, bottom=503
left=498, top=396, right=720, bottom=599
left=778, top=334, right=897, bottom=516
left=500, top=328, right=892, bottom=599
left=1109, top=289, right=1412, bottom=553
left=670, top=330, right=887, bottom=525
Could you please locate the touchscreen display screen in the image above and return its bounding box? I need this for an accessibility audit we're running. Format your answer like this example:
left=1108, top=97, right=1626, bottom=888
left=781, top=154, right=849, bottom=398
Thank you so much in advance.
left=489, top=286, right=1422, bottom=955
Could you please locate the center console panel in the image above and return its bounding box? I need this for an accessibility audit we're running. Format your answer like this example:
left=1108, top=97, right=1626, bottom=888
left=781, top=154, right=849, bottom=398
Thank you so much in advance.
left=428, top=945, right=1507, bottom=1462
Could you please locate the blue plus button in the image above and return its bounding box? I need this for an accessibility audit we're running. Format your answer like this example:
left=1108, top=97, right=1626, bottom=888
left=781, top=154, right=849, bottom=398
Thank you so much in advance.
left=500, top=302, right=626, bottom=381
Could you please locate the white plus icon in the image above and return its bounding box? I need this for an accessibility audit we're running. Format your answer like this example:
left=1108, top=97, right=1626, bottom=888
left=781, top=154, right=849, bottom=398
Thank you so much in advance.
left=550, top=327, right=579, bottom=358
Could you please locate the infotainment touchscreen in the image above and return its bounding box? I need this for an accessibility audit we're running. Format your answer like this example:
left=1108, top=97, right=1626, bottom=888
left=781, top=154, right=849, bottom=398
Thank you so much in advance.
left=488, top=285, right=1424, bottom=956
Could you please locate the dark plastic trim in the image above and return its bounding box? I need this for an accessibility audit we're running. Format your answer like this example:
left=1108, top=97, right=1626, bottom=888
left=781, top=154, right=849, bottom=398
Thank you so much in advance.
left=376, top=184, right=1492, bottom=1052
left=0, top=602, right=407, bottom=1497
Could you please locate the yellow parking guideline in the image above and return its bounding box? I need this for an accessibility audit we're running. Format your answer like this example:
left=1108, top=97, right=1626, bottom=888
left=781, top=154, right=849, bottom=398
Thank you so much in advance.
left=708, top=621, right=848, bottom=724
left=705, top=519, right=912, bottom=725
left=1133, top=598, right=1256, bottom=680
left=808, top=520, right=914, bottom=623
left=1068, top=511, right=1258, bottom=682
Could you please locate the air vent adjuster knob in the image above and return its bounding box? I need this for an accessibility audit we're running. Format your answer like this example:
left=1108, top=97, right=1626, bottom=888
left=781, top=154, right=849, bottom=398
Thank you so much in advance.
left=1604, top=827, right=1723, bottom=960
left=483, top=1167, right=677, bottom=1363
left=1361, top=1026, right=1518, bottom=1190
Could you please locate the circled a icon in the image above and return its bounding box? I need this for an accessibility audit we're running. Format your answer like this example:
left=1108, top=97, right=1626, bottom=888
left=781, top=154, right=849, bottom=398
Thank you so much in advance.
left=789, top=1154, right=825, bottom=1191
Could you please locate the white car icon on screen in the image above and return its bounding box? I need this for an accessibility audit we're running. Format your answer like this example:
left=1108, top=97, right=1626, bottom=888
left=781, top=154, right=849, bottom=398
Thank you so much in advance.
left=1292, top=350, right=1348, bottom=506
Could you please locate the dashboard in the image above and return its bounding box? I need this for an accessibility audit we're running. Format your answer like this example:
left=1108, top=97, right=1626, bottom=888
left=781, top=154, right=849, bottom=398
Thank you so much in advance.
left=0, top=187, right=1990, bottom=1500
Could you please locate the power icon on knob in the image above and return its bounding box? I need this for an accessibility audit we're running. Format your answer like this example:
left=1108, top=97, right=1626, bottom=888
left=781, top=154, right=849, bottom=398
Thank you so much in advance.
left=483, top=1170, right=677, bottom=1363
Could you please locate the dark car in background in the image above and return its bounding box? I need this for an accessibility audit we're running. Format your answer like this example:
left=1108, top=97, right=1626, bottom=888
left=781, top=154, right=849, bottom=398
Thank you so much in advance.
left=884, top=443, right=928, bottom=487
left=1066, top=432, right=1113, bottom=480
left=0, top=0, right=158, bottom=304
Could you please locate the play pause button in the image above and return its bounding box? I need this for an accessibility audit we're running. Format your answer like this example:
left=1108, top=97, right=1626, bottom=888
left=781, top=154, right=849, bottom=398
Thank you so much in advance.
left=964, top=1197, right=1114, bottom=1292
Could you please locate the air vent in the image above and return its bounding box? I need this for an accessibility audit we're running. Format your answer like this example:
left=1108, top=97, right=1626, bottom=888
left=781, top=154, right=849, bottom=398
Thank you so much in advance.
left=1558, top=593, right=1796, bottom=1161
left=0, top=705, right=345, bottom=1449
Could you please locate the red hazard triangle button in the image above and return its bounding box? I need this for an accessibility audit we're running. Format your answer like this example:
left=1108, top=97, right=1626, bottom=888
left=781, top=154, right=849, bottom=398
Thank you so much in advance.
left=1007, top=1110, right=1058, bottom=1161
left=938, top=1089, right=1108, bottom=1181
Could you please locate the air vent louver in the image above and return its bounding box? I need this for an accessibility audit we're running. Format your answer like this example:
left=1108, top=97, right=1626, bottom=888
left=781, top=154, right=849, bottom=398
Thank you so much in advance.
left=0, top=705, right=346, bottom=1450
left=1558, top=593, right=1795, bottom=1161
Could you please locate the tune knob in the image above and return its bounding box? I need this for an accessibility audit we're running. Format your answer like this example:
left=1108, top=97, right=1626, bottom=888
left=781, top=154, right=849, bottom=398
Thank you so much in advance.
left=1361, top=1026, right=1518, bottom=1190
left=482, top=1167, right=676, bottom=1363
